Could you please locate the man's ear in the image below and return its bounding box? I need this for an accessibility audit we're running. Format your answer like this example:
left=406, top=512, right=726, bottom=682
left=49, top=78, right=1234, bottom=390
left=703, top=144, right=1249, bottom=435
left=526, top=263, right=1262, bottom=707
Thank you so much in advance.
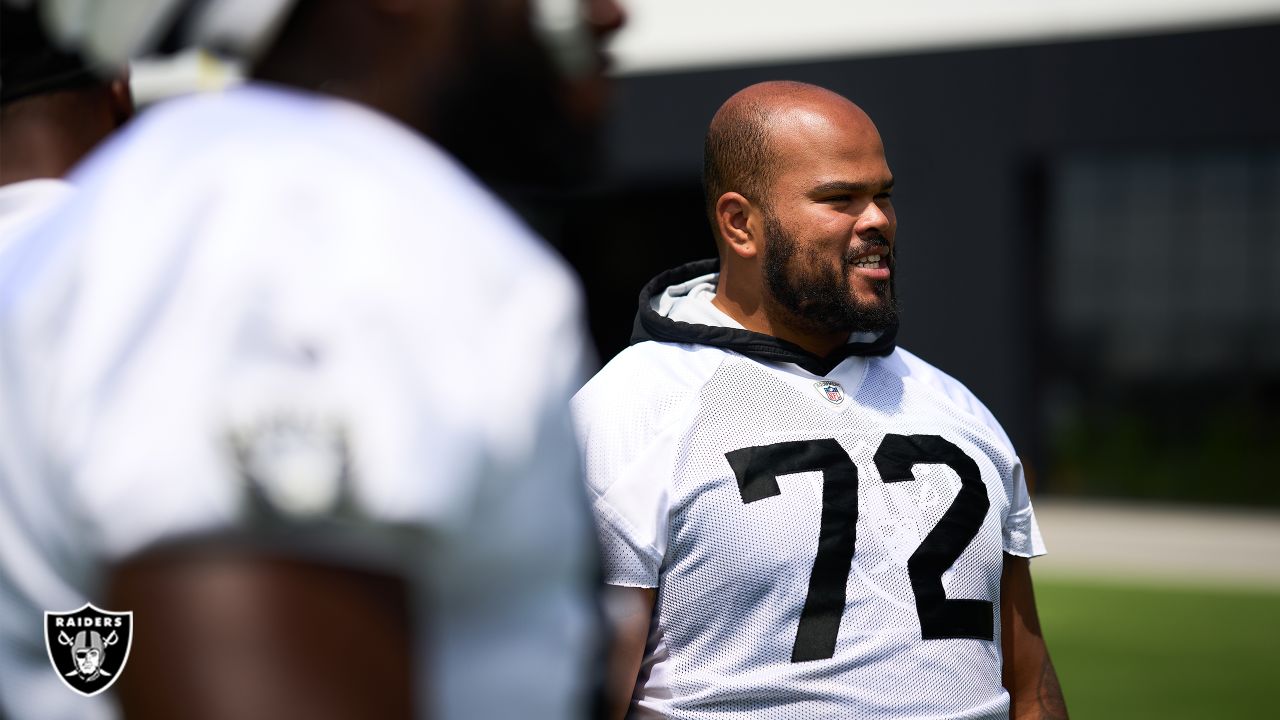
left=107, top=74, right=134, bottom=128
left=715, top=192, right=759, bottom=259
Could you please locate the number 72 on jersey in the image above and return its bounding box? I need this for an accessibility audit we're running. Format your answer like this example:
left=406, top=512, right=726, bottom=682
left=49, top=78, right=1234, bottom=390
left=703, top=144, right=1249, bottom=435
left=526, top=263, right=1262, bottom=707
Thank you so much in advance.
left=724, top=434, right=993, bottom=663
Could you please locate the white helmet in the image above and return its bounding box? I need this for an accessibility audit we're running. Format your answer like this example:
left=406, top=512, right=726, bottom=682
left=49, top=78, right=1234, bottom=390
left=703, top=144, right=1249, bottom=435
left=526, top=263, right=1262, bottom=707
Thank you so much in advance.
left=9, top=0, right=597, bottom=77
left=4, top=0, right=294, bottom=66
left=530, top=0, right=597, bottom=79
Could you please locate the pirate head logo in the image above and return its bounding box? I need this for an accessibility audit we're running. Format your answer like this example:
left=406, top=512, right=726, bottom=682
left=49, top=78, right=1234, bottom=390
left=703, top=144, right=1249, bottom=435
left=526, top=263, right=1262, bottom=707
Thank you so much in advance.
left=814, top=380, right=845, bottom=405
left=45, top=603, right=133, bottom=696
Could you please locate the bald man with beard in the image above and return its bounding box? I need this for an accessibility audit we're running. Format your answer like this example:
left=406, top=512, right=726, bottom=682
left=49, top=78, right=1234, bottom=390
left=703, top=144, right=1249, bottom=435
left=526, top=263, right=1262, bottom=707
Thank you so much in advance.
left=574, top=81, right=1068, bottom=720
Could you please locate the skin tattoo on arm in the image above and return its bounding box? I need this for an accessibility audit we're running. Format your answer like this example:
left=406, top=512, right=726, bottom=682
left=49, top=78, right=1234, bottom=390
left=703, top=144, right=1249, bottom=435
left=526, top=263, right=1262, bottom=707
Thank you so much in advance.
left=1037, top=655, right=1068, bottom=720
left=1002, top=554, right=1069, bottom=720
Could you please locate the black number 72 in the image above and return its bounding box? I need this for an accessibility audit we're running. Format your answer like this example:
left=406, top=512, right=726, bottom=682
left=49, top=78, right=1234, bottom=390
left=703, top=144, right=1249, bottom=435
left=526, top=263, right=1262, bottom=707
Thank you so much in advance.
left=724, top=434, right=992, bottom=663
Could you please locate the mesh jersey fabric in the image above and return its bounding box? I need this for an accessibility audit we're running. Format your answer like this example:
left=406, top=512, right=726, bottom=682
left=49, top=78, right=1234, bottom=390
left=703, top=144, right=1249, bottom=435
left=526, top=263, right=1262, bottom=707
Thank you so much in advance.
left=0, top=85, right=599, bottom=720
left=572, top=270, right=1044, bottom=720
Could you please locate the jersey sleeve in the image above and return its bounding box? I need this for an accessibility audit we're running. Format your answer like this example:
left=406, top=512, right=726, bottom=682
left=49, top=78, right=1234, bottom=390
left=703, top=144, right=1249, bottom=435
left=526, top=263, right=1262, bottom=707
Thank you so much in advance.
left=581, top=426, right=680, bottom=588
left=1003, top=460, right=1045, bottom=558
left=572, top=347, right=705, bottom=588
left=948, top=385, right=1046, bottom=558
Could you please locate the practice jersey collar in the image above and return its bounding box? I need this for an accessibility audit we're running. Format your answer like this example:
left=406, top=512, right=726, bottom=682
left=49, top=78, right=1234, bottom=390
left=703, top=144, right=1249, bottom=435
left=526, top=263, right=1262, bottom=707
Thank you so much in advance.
left=630, top=258, right=898, bottom=377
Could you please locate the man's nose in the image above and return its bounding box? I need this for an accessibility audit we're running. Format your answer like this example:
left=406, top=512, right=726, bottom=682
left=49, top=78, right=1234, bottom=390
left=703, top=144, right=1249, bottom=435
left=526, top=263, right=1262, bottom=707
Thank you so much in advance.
left=855, top=201, right=891, bottom=236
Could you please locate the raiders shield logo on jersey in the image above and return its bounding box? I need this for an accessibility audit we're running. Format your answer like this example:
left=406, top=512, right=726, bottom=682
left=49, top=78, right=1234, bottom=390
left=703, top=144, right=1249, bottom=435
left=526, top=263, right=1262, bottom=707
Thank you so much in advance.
left=45, top=604, right=133, bottom=697
left=229, top=413, right=356, bottom=520
left=814, top=380, right=845, bottom=405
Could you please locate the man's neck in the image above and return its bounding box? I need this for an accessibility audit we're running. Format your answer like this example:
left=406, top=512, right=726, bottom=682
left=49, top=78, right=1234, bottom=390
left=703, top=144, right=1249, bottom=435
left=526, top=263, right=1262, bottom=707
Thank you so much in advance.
left=0, top=93, right=109, bottom=185
left=711, top=290, right=848, bottom=358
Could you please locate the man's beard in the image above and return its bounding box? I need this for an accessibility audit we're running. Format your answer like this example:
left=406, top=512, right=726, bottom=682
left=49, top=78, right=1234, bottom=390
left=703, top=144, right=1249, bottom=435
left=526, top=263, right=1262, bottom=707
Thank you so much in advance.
left=762, top=213, right=899, bottom=337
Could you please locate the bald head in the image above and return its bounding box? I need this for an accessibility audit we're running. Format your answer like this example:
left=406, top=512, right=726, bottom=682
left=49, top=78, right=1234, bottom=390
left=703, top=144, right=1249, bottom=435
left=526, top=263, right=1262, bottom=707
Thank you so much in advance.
left=702, top=81, right=880, bottom=241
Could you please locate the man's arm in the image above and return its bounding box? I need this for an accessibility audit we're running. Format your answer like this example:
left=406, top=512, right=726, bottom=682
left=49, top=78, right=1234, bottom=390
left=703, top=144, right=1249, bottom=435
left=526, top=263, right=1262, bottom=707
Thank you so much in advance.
left=1001, top=553, right=1068, bottom=720
left=107, top=544, right=414, bottom=720
left=601, top=585, right=656, bottom=720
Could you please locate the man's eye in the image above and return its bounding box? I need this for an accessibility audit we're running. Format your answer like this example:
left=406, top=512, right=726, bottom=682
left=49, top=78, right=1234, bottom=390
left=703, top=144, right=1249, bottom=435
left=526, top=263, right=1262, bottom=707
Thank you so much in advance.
left=875, top=192, right=893, bottom=200
left=823, top=195, right=851, bottom=203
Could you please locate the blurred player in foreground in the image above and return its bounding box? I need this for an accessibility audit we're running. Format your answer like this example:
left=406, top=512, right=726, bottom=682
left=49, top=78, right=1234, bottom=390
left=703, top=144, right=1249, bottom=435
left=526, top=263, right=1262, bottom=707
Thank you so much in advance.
left=573, top=81, right=1068, bottom=719
left=0, top=1, right=623, bottom=719
left=0, top=2, right=132, bottom=248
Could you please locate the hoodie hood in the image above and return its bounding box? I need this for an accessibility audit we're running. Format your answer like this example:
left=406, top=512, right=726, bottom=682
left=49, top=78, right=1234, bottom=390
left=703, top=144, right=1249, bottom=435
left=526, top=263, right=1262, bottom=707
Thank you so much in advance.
left=630, top=258, right=898, bottom=376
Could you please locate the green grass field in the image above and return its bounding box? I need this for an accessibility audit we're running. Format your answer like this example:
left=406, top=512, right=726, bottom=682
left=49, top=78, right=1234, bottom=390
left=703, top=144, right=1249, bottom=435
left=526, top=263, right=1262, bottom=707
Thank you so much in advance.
left=1035, top=577, right=1280, bottom=719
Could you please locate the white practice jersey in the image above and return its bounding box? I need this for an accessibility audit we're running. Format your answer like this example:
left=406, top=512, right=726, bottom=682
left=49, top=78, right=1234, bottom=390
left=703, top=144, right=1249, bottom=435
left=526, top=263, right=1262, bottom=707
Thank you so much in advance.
left=573, top=261, right=1045, bottom=720
left=0, top=85, right=599, bottom=720
left=0, top=178, right=73, bottom=257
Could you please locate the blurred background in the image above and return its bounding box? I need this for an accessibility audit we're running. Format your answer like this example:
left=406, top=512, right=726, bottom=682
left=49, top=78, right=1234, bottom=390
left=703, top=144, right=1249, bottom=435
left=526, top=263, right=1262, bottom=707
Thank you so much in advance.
left=131, top=1, right=1280, bottom=717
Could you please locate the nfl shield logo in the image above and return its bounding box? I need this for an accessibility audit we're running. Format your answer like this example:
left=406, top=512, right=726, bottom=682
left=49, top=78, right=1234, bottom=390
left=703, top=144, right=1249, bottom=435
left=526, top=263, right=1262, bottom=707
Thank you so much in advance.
left=45, top=603, right=133, bottom=697
left=814, top=380, right=845, bottom=405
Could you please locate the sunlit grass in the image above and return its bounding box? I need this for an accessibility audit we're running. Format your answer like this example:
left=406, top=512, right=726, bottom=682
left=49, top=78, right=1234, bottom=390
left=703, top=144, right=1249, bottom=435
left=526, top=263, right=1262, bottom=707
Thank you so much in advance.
left=1035, top=577, right=1280, bottom=719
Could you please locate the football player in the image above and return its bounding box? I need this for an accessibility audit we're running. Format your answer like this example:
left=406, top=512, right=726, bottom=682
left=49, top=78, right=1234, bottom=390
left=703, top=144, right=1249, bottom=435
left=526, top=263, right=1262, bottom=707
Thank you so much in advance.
left=0, top=1, right=623, bottom=719
left=574, top=81, right=1068, bottom=719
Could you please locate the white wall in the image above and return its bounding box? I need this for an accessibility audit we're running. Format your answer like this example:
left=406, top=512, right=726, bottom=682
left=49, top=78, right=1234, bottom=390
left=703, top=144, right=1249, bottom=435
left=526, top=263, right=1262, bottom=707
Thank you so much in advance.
left=610, top=0, right=1280, bottom=75
left=129, top=1, right=1280, bottom=103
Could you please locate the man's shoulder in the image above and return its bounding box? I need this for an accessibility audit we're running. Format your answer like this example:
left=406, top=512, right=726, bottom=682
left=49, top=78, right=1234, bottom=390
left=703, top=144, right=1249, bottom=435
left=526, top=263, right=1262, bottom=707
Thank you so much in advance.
left=0, top=179, right=74, bottom=255
left=573, top=341, right=726, bottom=431
left=876, top=347, right=1016, bottom=452
left=578, top=341, right=725, bottom=399
left=878, top=346, right=971, bottom=396
left=0, top=178, right=73, bottom=220
left=572, top=342, right=727, bottom=498
left=49, top=84, right=557, bottom=282
left=82, top=86, right=486, bottom=207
